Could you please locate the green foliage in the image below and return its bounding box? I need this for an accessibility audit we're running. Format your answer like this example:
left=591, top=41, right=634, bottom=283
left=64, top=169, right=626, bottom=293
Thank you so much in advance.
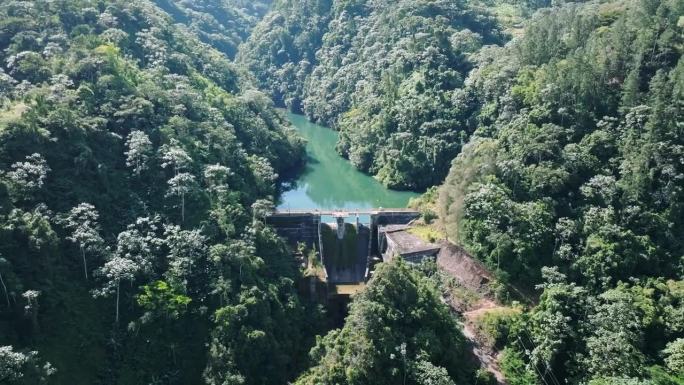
left=237, top=0, right=333, bottom=110
left=476, top=368, right=498, bottom=385
left=473, top=307, right=522, bottom=349
left=240, top=0, right=505, bottom=190
left=649, top=365, right=684, bottom=385
left=0, top=0, right=314, bottom=383
left=500, top=347, right=538, bottom=385
left=407, top=225, right=444, bottom=244
left=1, top=0, right=683, bottom=384
left=409, top=186, right=439, bottom=223
left=204, top=223, right=323, bottom=385
left=295, top=259, right=475, bottom=385
left=434, top=1, right=683, bottom=381
left=439, top=0, right=683, bottom=289
left=663, top=339, right=684, bottom=374
left=136, top=281, right=191, bottom=320
left=153, top=0, right=273, bottom=58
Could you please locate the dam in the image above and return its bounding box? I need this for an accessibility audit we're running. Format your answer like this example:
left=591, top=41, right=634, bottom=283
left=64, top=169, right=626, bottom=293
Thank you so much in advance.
left=272, top=114, right=425, bottom=297
left=266, top=209, right=422, bottom=285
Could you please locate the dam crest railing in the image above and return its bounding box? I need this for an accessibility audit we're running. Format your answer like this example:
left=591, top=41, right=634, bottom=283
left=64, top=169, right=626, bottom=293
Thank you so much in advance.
left=271, top=208, right=419, bottom=216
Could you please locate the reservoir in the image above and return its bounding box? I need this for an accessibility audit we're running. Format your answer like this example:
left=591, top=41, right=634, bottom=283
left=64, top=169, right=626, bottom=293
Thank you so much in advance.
left=278, top=113, right=418, bottom=211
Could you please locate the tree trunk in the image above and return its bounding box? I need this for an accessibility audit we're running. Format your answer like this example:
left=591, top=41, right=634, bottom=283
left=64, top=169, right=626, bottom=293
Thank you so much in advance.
left=0, top=271, right=9, bottom=308
left=181, top=193, right=185, bottom=223
left=82, top=247, right=88, bottom=280
left=115, top=281, right=120, bottom=325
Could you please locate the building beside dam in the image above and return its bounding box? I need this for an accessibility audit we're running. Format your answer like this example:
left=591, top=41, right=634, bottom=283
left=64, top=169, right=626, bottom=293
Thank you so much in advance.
left=378, top=224, right=441, bottom=263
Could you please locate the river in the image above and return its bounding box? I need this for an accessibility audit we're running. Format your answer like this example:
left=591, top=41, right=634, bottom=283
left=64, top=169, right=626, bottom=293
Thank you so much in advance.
left=277, top=113, right=418, bottom=211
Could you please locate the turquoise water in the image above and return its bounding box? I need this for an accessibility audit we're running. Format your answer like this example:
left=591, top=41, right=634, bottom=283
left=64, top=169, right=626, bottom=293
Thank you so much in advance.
left=277, top=113, right=418, bottom=211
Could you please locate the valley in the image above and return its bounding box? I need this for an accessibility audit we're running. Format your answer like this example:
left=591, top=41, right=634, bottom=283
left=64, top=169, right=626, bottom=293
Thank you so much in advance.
left=0, top=0, right=682, bottom=385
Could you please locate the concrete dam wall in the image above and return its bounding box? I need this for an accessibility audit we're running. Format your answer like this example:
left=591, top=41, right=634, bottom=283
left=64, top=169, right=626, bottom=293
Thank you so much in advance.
left=266, top=210, right=420, bottom=284
left=264, top=213, right=319, bottom=250
left=319, top=221, right=370, bottom=283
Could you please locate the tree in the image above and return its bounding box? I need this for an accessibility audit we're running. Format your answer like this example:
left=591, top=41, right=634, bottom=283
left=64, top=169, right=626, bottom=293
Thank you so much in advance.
left=528, top=267, right=589, bottom=382
left=204, top=164, right=231, bottom=194
left=0, top=69, right=16, bottom=105
left=247, top=155, right=277, bottom=195
left=250, top=199, right=274, bottom=222
left=22, top=290, right=40, bottom=331
left=585, top=288, right=649, bottom=378
left=663, top=339, right=684, bottom=374
left=0, top=345, right=55, bottom=384
left=166, top=172, right=197, bottom=223
left=125, top=130, right=153, bottom=176
left=5, top=153, right=50, bottom=199
left=61, top=203, right=103, bottom=280
left=114, top=216, right=165, bottom=278
left=0, top=346, right=31, bottom=384
left=160, top=142, right=192, bottom=176
left=413, top=360, right=457, bottom=385
left=163, top=225, right=207, bottom=295
left=93, top=256, right=139, bottom=324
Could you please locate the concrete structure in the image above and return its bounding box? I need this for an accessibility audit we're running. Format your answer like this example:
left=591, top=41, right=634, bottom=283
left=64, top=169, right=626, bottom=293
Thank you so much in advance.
left=378, top=225, right=441, bottom=263
left=264, top=213, right=320, bottom=250
left=265, top=209, right=420, bottom=285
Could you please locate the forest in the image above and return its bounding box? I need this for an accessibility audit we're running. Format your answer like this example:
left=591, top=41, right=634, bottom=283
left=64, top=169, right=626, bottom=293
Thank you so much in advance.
left=0, top=0, right=682, bottom=384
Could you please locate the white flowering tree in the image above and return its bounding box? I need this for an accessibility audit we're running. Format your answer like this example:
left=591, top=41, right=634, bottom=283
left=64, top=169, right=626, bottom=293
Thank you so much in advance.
left=664, top=338, right=684, bottom=374
left=0, top=345, right=32, bottom=383
left=160, top=142, right=192, bottom=176
left=247, top=155, right=277, bottom=195
left=0, top=345, right=55, bottom=384
left=114, top=216, right=165, bottom=278
left=251, top=199, right=274, bottom=222
left=22, top=290, right=41, bottom=331
left=93, top=256, right=139, bottom=324
left=204, top=164, right=231, bottom=200
left=124, top=131, right=153, bottom=176
left=0, top=69, right=16, bottom=106
left=164, top=225, right=207, bottom=294
left=61, top=203, right=103, bottom=280
left=5, top=153, right=50, bottom=198
left=167, top=173, right=196, bottom=223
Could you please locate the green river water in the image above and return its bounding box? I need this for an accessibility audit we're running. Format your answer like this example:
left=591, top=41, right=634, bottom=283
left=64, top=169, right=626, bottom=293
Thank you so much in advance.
left=277, top=113, right=418, bottom=211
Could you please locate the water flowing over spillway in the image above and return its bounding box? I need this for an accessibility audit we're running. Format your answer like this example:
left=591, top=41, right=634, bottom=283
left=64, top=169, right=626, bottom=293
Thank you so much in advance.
left=278, top=113, right=418, bottom=210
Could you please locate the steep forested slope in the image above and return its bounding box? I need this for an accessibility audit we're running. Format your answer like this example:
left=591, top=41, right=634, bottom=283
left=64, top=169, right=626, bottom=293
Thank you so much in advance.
left=153, top=0, right=273, bottom=58
left=237, top=0, right=333, bottom=110
left=441, top=0, right=683, bottom=292
left=239, top=0, right=505, bottom=190
left=0, top=1, right=320, bottom=384
left=2, top=0, right=683, bottom=384
left=438, top=0, right=684, bottom=383
left=306, top=0, right=504, bottom=190
left=295, top=259, right=476, bottom=385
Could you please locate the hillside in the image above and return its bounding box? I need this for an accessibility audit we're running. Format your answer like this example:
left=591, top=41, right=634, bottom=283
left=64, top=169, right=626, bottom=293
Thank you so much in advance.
left=153, top=0, right=273, bottom=58
left=0, top=0, right=683, bottom=385
left=239, top=0, right=508, bottom=190
left=0, top=1, right=317, bottom=384
left=437, top=0, right=684, bottom=383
